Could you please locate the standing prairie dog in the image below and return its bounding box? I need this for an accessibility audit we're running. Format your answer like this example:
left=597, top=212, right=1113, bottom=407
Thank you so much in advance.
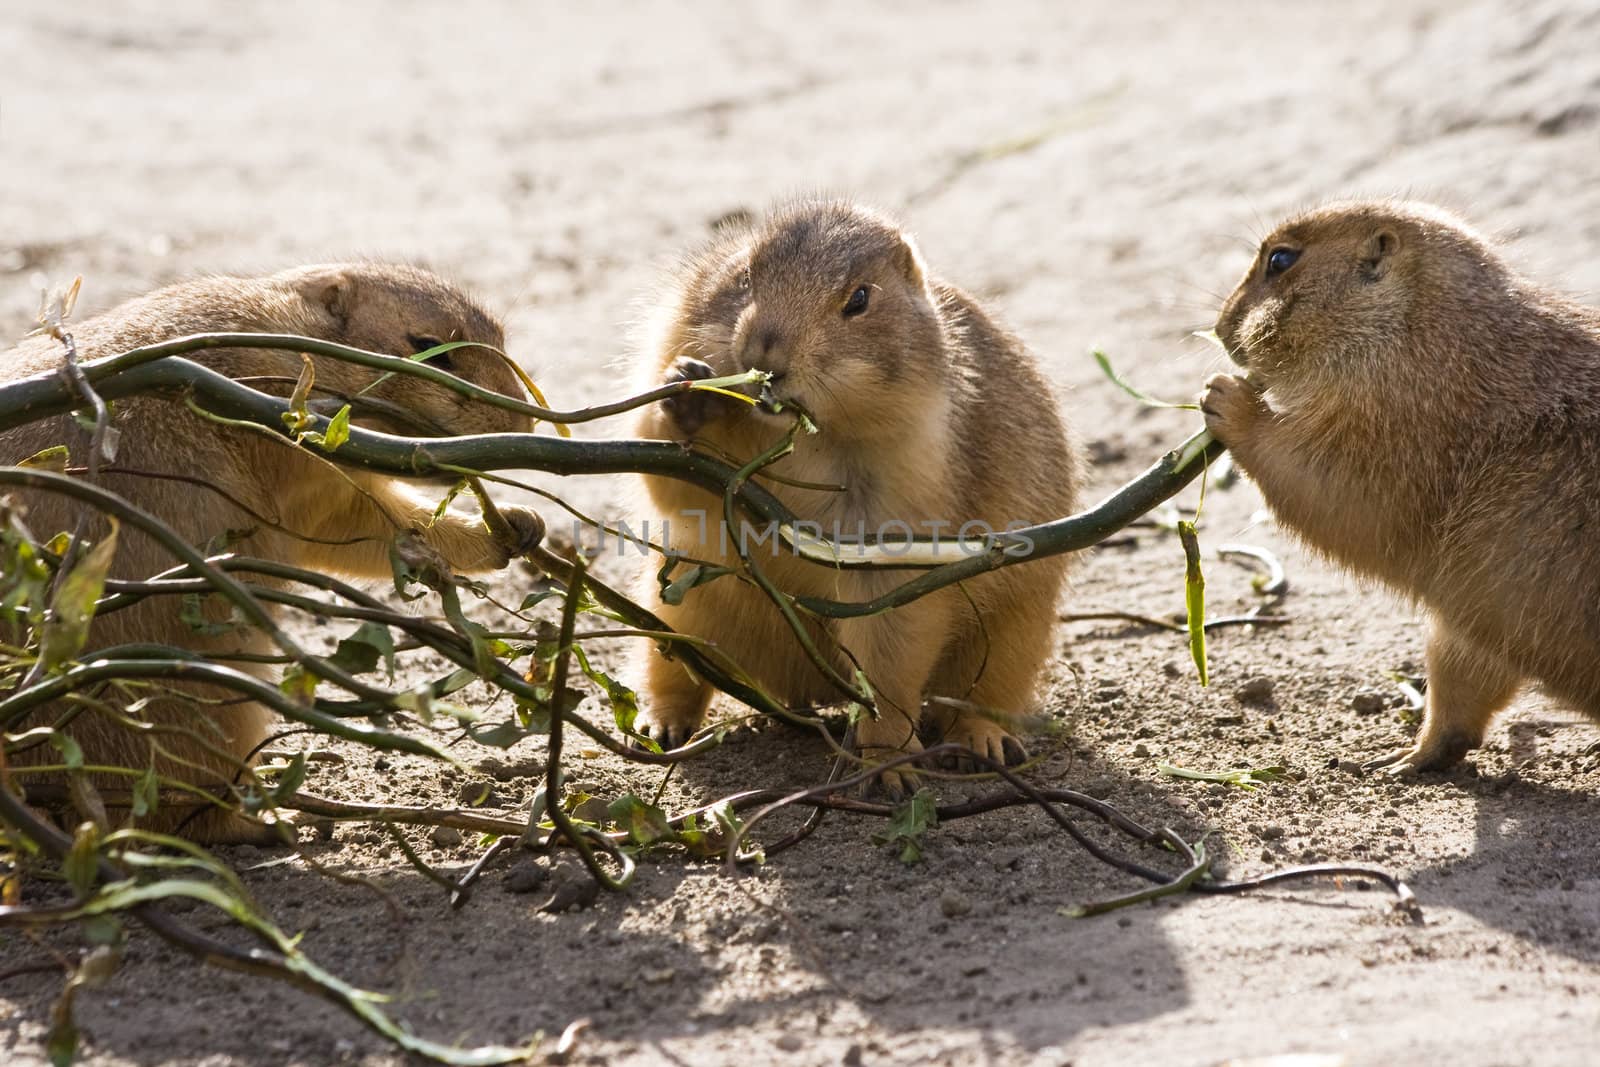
left=631, top=200, right=1082, bottom=788
left=1, top=264, right=543, bottom=840
left=1202, top=199, right=1600, bottom=774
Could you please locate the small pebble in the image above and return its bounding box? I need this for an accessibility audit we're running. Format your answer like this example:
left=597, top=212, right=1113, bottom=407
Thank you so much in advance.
left=431, top=826, right=463, bottom=848
left=458, top=781, right=496, bottom=807
left=572, top=796, right=612, bottom=824
left=1233, top=675, right=1275, bottom=705
left=992, top=850, right=1025, bottom=871
left=939, top=890, right=972, bottom=919
left=297, top=816, right=336, bottom=843
left=773, top=1034, right=805, bottom=1053
left=537, top=866, right=600, bottom=913
left=1351, top=690, right=1388, bottom=715
left=505, top=863, right=549, bottom=894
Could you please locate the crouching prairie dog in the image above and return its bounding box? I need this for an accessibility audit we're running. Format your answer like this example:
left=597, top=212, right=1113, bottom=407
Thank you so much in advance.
left=631, top=199, right=1082, bottom=789
left=1, top=264, right=543, bottom=840
left=1202, top=199, right=1600, bottom=774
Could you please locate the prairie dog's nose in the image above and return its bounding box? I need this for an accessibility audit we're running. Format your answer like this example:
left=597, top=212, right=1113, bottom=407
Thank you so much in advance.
left=741, top=324, right=790, bottom=375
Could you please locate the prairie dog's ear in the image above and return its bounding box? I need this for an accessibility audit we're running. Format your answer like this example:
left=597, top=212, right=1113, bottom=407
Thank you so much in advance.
left=894, top=233, right=929, bottom=290
left=1360, top=229, right=1399, bottom=281
left=294, top=266, right=359, bottom=326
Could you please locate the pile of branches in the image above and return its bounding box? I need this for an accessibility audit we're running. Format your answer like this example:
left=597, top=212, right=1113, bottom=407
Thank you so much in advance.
left=0, top=324, right=1417, bottom=1064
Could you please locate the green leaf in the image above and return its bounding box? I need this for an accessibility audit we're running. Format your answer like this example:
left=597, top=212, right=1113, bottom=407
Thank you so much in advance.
left=1092, top=348, right=1200, bottom=410
left=82, top=918, right=123, bottom=952
left=269, top=753, right=308, bottom=803
left=439, top=668, right=479, bottom=696
left=279, top=664, right=319, bottom=704
left=467, top=720, right=529, bottom=749
left=0, top=522, right=53, bottom=625
left=1178, top=520, right=1208, bottom=686
left=38, top=520, right=119, bottom=672
left=607, top=794, right=674, bottom=847
left=46, top=989, right=78, bottom=1067
left=517, top=589, right=561, bottom=612
left=51, top=732, right=85, bottom=771
left=314, top=404, right=351, bottom=452
left=430, top=479, right=471, bottom=524
left=330, top=621, right=396, bottom=680
left=514, top=694, right=552, bottom=735
left=131, top=766, right=160, bottom=818
left=570, top=646, right=653, bottom=750
left=439, top=582, right=497, bottom=679
left=179, top=589, right=243, bottom=637
left=658, top=559, right=734, bottom=606
left=871, top=787, right=938, bottom=865
left=708, top=800, right=757, bottom=862
left=63, top=822, right=100, bottom=896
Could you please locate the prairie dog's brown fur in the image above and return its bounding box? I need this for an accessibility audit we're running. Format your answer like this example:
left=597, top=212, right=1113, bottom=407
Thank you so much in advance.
left=632, top=200, right=1082, bottom=787
left=2, top=264, right=541, bottom=839
left=1203, top=199, right=1600, bottom=773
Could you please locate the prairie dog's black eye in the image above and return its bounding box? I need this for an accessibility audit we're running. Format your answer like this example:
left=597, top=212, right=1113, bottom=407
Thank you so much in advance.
left=406, top=334, right=454, bottom=373
left=842, top=285, right=871, bottom=318
left=1265, top=247, right=1300, bottom=278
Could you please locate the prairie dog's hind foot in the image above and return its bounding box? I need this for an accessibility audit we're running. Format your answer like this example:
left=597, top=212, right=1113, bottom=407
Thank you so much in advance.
left=1361, top=732, right=1476, bottom=776
left=932, top=710, right=1029, bottom=773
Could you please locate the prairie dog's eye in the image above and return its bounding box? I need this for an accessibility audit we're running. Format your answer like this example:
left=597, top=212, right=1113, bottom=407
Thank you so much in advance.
left=842, top=285, right=870, bottom=318
left=406, top=334, right=454, bottom=372
left=1264, top=247, right=1300, bottom=278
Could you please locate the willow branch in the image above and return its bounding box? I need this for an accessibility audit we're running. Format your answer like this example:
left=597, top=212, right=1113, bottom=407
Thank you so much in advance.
left=0, top=346, right=1222, bottom=584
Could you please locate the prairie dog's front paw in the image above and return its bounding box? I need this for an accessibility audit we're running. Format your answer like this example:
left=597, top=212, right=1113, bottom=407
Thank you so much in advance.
left=1200, top=373, right=1268, bottom=446
left=629, top=706, right=701, bottom=751
left=854, top=713, right=925, bottom=800
left=659, top=356, right=733, bottom=437
left=499, top=506, right=545, bottom=559
left=479, top=505, right=545, bottom=569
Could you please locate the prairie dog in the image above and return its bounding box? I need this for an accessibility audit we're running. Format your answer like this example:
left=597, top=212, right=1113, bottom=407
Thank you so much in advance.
left=1202, top=200, right=1600, bottom=773
left=1, top=264, right=542, bottom=839
left=632, top=200, right=1082, bottom=787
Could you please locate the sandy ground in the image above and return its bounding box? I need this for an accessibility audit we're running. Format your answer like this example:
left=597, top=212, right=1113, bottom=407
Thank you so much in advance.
left=5, top=2, right=1600, bottom=1065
